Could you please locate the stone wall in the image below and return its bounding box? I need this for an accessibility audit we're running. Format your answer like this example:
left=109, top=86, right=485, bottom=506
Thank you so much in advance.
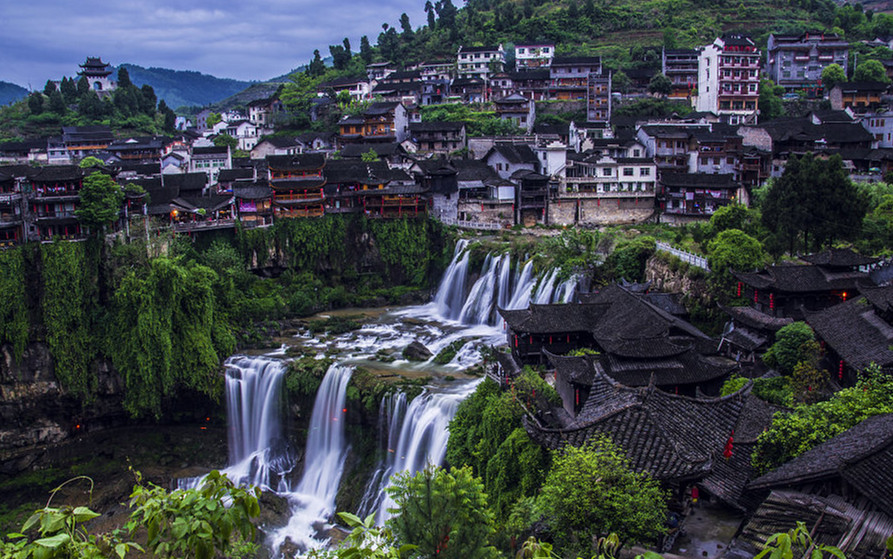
left=548, top=197, right=655, bottom=226
left=645, top=254, right=710, bottom=302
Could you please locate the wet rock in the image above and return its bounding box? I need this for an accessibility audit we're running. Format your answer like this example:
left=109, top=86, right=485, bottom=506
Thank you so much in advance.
left=403, top=341, right=433, bottom=361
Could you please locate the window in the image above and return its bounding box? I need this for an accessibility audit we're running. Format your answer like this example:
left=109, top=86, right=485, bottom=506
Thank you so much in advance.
left=640, top=167, right=651, bottom=176
left=602, top=168, right=612, bottom=176
left=633, top=148, right=641, bottom=157
left=623, top=167, right=634, bottom=176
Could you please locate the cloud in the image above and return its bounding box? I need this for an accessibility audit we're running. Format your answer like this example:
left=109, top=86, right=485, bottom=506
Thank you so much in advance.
left=0, top=0, right=428, bottom=88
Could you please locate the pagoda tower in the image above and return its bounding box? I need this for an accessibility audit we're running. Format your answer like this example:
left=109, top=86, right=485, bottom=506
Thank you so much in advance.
left=78, top=57, right=116, bottom=93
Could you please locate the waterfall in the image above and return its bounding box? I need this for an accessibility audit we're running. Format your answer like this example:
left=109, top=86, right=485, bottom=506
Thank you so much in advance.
left=433, top=240, right=470, bottom=320
left=358, top=382, right=480, bottom=524
left=507, top=260, right=536, bottom=310
left=458, top=254, right=497, bottom=325
left=553, top=274, right=578, bottom=304
left=533, top=268, right=559, bottom=304
left=270, top=364, right=354, bottom=552
left=497, top=254, right=513, bottom=310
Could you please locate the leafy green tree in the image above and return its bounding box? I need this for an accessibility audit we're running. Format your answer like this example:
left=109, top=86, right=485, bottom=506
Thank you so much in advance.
left=361, top=148, right=380, bottom=162
left=76, top=170, right=124, bottom=234
left=128, top=469, right=259, bottom=559
left=762, top=153, right=868, bottom=254
left=754, top=372, right=893, bottom=473
left=709, top=204, right=756, bottom=236
left=762, top=321, right=816, bottom=376
left=647, top=73, right=672, bottom=97
left=613, top=70, right=632, bottom=94
left=755, top=521, right=847, bottom=559
left=309, top=512, right=414, bottom=559
left=117, top=66, right=133, bottom=89
left=758, top=79, right=785, bottom=122
left=360, top=35, right=374, bottom=64
left=60, top=76, right=77, bottom=104
left=206, top=112, right=222, bottom=127
left=707, top=228, right=767, bottom=292
left=821, top=63, right=847, bottom=90
left=308, top=49, right=326, bottom=76
left=854, top=59, right=889, bottom=82
left=386, top=465, right=498, bottom=559
left=27, top=93, right=43, bottom=115
left=139, top=84, right=157, bottom=114
left=158, top=99, right=176, bottom=132
left=76, top=75, right=89, bottom=96
left=213, top=134, right=238, bottom=150
left=536, top=436, right=667, bottom=553
left=48, top=90, right=66, bottom=115
left=606, top=235, right=656, bottom=282
left=43, top=79, right=57, bottom=96
left=78, top=156, right=104, bottom=169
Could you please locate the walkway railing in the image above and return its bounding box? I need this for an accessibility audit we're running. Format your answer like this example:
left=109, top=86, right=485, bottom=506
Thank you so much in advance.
left=655, top=241, right=710, bottom=272
left=437, top=216, right=503, bottom=231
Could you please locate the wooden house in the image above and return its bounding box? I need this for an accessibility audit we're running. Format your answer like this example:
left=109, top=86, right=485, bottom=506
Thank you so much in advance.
left=28, top=165, right=87, bottom=241
left=0, top=166, right=27, bottom=246
left=267, top=154, right=326, bottom=219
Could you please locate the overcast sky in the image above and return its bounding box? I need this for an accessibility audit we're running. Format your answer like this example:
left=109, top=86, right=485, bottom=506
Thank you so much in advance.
left=0, top=0, right=429, bottom=89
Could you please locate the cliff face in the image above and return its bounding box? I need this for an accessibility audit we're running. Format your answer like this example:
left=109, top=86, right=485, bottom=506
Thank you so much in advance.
left=645, top=254, right=710, bottom=301
left=0, top=343, right=127, bottom=474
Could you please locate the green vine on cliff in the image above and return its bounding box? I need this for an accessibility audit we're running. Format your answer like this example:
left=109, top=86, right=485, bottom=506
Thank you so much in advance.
left=367, top=218, right=442, bottom=286
left=0, top=247, right=28, bottom=359
left=41, top=242, right=97, bottom=401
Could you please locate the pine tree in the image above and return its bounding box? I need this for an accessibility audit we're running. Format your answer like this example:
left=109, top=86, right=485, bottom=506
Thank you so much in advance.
left=43, top=80, right=57, bottom=96
left=117, top=67, right=132, bottom=89
left=48, top=90, right=66, bottom=115
left=60, top=77, right=77, bottom=104
left=360, top=35, right=373, bottom=64
left=27, top=93, right=44, bottom=115
left=77, top=76, right=89, bottom=96
left=307, top=49, right=325, bottom=76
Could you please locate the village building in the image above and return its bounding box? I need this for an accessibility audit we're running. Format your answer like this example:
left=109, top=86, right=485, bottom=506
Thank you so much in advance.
left=457, top=45, right=506, bottom=80
left=493, top=93, right=536, bottom=133
left=77, top=57, right=116, bottom=94
left=189, top=146, right=231, bottom=182
left=61, top=125, right=115, bottom=160
left=454, top=159, right=513, bottom=228
left=806, top=284, right=893, bottom=383
left=408, top=122, right=467, bottom=155
left=696, top=35, right=760, bottom=124
left=586, top=72, right=612, bottom=124
left=515, top=44, right=555, bottom=71
left=106, top=136, right=170, bottom=164
left=549, top=56, right=602, bottom=101
left=251, top=137, right=301, bottom=160
left=731, top=414, right=893, bottom=559
left=509, top=70, right=551, bottom=101
left=766, top=32, right=849, bottom=95
left=829, top=81, right=889, bottom=113
left=28, top=165, right=87, bottom=241
left=0, top=139, right=48, bottom=165
left=338, top=102, right=410, bottom=145
left=233, top=180, right=273, bottom=228
left=449, top=77, right=486, bottom=103
left=215, top=167, right=256, bottom=194
left=410, top=159, right=459, bottom=222
left=0, top=167, right=27, bottom=246
left=556, top=148, right=656, bottom=226
left=295, top=132, right=336, bottom=153
left=247, top=95, right=284, bottom=128
left=861, top=110, right=893, bottom=148
left=267, top=154, right=326, bottom=219
left=662, top=49, right=699, bottom=100
left=366, top=62, right=396, bottom=82
left=659, top=172, right=740, bottom=221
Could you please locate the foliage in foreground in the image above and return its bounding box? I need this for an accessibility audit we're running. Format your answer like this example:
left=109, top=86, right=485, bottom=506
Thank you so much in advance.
left=0, top=470, right=259, bottom=559
left=753, top=367, right=893, bottom=474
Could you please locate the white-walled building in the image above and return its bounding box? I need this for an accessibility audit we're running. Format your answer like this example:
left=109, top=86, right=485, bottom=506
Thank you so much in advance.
left=696, top=35, right=760, bottom=124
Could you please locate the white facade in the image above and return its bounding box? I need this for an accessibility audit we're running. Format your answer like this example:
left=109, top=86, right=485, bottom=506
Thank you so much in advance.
left=515, top=44, right=554, bottom=70
left=696, top=36, right=760, bottom=124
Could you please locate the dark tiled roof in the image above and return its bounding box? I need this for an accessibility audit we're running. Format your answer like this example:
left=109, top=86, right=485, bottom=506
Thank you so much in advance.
left=172, top=194, right=233, bottom=212
left=233, top=183, right=272, bottom=200
left=806, top=289, right=893, bottom=371
left=256, top=136, right=299, bottom=149
left=324, top=160, right=391, bottom=185
left=499, top=303, right=610, bottom=333
left=733, top=265, right=869, bottom=293
left=452, top=159, right=499, bottom=182
left=459, top=45, right=501, bottom=53
left=192, top=146, right=229, bottom=156
left=722, top=305, right=794, bottom=332
left=217, top=168, right=255, bottom=182
left=525, top=370, right=750, bottom=482
left=800, top=248, right=877, bottom=268
left=837, top=81, right=889, bottom=93
left=162, top=172, right=207, bottom=193
left=339, top=143, right=402, bottom=158
left=487, top=143, right=538, bottom=165
left=749, top=414, right=893, bottom=516
left=266, top=153, right=326, bottom=171
left=30, top=165, right=84, bottom=182
left=551, top=56, right=601, bottom=66
left=364, top=102, right=401, bottom=116
left=509, top=70, right=551, bottom=81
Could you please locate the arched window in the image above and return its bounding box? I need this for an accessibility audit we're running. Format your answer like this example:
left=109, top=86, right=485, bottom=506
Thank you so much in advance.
left=93, top=81, right=103, bottom=90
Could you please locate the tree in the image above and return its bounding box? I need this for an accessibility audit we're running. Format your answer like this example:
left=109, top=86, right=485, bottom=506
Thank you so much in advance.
left=27, top=93, right=43, bottom=115
left=400, top=13, right=413, bottom=37
left=606, top=236, right=656, bottom=282
left=821, top=63, right=847, bottom=91
left=139, top=84, right=157, bottom=114
left=48, top=90, right=66, bottom=115
left=709, top=204, right=758, bottom=236
left=78, top=156, right=104, bottom=169
left=43, top=79, right=57, bottom=96
left=854, top=59, right=889, bottom=83
left=762, top=153, right=868, bottom=254
left=361, top=148, right=380, bottom=162
left=158, top=99, right=176, bottom=132
left=386, top=465, right=498, bottom=559
left=536, top=436, right=667, bottom=554
left=360, top=35, right=374, bottom=64
left=613, top=70, right=632, bottom=94
left=76, top=76, right=89, bottom=96
left=707, top=228, right=767, bottom=292
left=117, top=66, right=133, bottom=89
left=758, top=79, right=785, bottom=122
left=425, top=1, right=437, bottom=29
left=647, top=73, right=672, bottom=97
left=213, top=134, right=238, bottom=150
left=60, top=77, right=77, bottom=104
left=308, top=49, right=326, bottom=77
left=76, top=171, right=124, bottom=235
left=206, top=112, right=222, bottom=128
left=762, top=321, right=816, bottom=376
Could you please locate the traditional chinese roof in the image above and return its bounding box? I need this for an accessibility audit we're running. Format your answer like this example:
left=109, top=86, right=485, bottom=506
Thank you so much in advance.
left=162, top=172, right=207, bottom=194
left=364, top=102, right=402, bottom=116
left=749, top=414, right=893, bottom=516
left=217, top=168, right=255, bottom=183
left=323, top=160, right=391, bottom=186
left=339, top=143, right=403, bottom=159
left=266, top=153, right=326, bottom=171
left=806, top=287, right=893, bottom=371
left=233, top=183, right=272, bottom=200
left=409, top=121, right=466, bottom=133
left=171, top=194, right=233, bottom=213
left=29, top=165, right=84, bottom=182
left=800, top=248, right=877, bottom=268
left=525, top=366, right=750, bottom=482
left=721, top=305, right=794, bottom=332
left=486, top=143, right=538, bottom=165
left=192, top=146, right=230, bottom=156
left=500, top=303, right=610, bottom=334
left=733, top=264, right=869, bottom=294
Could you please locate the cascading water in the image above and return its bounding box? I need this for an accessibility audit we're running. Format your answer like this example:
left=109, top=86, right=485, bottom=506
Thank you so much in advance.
left=220, top=356, right=294, bottom=492
left=271, top=364, right=354, bottom=552
left=507, top=260, right=536, bottom=311
left=433, top=239, right=470, bottom=320
left=358, top=381, right=481, bottom=524
left=458, top=254, right=497, bottom=325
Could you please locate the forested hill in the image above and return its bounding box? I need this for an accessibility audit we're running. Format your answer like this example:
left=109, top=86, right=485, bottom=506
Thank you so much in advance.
left=362, top=0, right=887, bottom=70
left=0, top=81, right=28, bottom=106
left=118, top=64, right=252, bottom=112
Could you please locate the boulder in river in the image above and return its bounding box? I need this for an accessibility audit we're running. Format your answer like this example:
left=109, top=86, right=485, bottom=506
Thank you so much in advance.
left=403, top=341, right=433, bottom=361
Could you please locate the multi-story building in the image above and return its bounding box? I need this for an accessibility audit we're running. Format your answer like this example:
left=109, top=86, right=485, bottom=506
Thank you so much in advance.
left=189, top=146, right=231, bottom=182
left=457, top=45, right=505, bottom=80
left=77, top=57, right=116, bottom=94
left=515, top=44, right=555, bottom=71
left=662, top=49, right=699, bottom=100
left=29, top=166, right=86, bottom=241
left=863, top=111, right=893, bottom=148
left=549, top=57, right=602, bottom=101
left=586, top=72, right=612, bottom=124
left=696, top=35, right=760, bottom=124
left=61, top=125, right=114, bottom=160
left=267, top=154, right=326, bottom=218
left=766, top=32, right=848, bottom=94
left=338, top=102, right=409, bottom=144
left=494, top=94, right=535, bottom=133
left=408, top=122, right=467, bottom=155
left=0, top=168, right=26, bottom=246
